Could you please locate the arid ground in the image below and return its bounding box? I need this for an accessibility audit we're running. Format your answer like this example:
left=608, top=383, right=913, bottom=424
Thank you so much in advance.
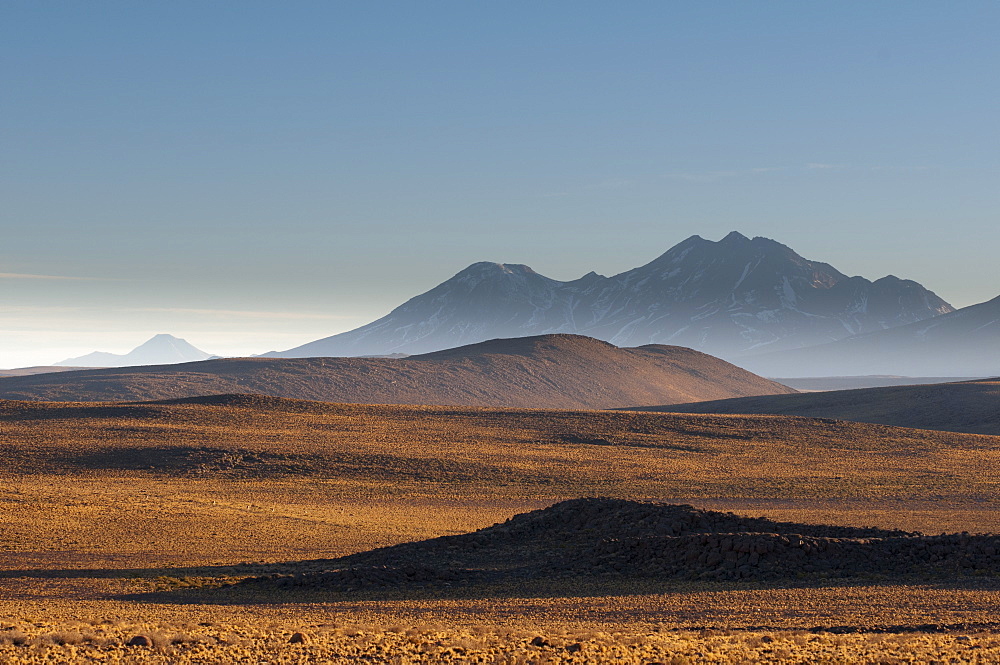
left=2, top=394, right=1000, bottom=662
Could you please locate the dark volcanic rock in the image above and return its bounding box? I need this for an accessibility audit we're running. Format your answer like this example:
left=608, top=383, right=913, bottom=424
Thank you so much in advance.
left=237, top=499, right=1000, bottom=593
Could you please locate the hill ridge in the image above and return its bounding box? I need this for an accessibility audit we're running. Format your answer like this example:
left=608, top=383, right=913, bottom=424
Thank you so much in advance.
left=0, top=333, right=794, bottom=408
left=632, top=378, right=1000, bottom=435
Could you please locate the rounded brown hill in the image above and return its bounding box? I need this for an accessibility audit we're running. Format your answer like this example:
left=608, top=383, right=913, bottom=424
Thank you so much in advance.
left=0, top=334, right=793, bottom=408
left=631, top=378, right=1000, bottom=436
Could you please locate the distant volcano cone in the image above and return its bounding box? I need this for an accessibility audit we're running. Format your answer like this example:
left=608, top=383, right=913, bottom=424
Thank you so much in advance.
left=55, top=334, right=213, bottom=367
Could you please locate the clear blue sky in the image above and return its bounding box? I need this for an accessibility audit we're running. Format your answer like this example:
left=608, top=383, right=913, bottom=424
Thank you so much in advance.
left=2, top=1, right=998, bottom=366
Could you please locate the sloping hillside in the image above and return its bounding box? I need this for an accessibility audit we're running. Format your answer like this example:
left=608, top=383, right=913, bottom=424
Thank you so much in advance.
left=0, top=334, right=794, bottom=408
left=739, top=295, right=1000, bottom=377
left=632, top=378, right=1000, bottom=435
left=0, top=366, right=102, bottom=377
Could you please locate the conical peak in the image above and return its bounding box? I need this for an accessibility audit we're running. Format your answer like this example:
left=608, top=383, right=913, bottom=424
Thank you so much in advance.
left=138, top=334, right=182, bottom=347
left=719, top=231, right=750, bottom=244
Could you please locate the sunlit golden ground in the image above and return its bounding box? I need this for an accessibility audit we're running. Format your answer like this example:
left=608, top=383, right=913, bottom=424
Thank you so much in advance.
left=2, top=396, right=1000, bottom=661
left=5, top=581, right=1000, bottom=663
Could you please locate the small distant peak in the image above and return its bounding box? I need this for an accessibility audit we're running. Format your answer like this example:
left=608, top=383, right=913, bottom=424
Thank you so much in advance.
left=460, top=261, right=536, bottom=275
left=462, top=261, right=502, bottom=271
left=719, top=231, right=750, bottom=244
left=679, top=234, right=706, bottom=245
left=563, top=270, right=606, bottom=287
left=138, top=334, right=185, bottom=346
left=498, top=263, right=537, bottom=275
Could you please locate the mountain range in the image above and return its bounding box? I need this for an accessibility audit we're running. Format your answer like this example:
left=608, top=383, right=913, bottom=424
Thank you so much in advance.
left=267, top=232, right=954, bottom=367
left=55, top=334, right=213, bottom=368
left=1, top=334, right=794, bottom=408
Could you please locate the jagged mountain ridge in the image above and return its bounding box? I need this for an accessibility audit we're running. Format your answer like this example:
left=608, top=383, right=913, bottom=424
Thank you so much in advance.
left=55, top=334, right=213, bottom=368
left=270, top=232, right=952, bottom=360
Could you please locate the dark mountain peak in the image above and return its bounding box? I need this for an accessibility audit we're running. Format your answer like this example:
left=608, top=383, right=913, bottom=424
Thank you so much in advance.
left=433, top=262, right=554, bottom=296
left=495, top=262, right=536, bottom=275
left=640, top=232, right=788, bottom=271
left=565, top=270, right=606, bottom=286
left=459, top=261, right=535, bottom=275
left=720, top=230, right=751, bottom=244
left=451, top=261, right=547, bottom=282
left=730, top=234, right=810, bottom=262
left=650, top=234, right=709, bottom=257
left=628, top=232, right=845, bottom=297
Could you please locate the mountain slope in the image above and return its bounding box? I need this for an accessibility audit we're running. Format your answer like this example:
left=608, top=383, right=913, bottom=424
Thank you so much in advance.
left=0, top=366, right=103, bottom=377
left=630, top=378, right=1000, bottom=435
left=738, top=295, right=1000, bottom=377
left=56, top=334, right=213, bottom=367
left=269, top=232, right=951, bottom=360
left=0, top=334, right=794, bottom=408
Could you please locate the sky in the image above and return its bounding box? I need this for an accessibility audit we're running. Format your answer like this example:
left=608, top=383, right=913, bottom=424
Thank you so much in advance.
left=2, top=1, right=998, bottom=367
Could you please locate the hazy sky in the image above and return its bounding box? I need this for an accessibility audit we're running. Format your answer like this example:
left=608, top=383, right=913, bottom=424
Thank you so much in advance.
left=2, top=1, right=998, bottom=367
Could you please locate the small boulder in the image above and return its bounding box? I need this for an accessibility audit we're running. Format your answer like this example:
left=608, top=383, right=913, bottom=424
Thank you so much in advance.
left=289, top=631, right=309, bottom=644
left=127, top=635, right=152, bottom=647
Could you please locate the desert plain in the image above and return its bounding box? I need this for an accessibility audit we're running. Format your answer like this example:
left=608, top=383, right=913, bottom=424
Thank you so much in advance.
left=0, top=393, right=999, bottom=662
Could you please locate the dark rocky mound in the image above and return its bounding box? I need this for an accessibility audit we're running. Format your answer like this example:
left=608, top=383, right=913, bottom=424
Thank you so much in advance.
left=238, top=499, right=1000, bottom=593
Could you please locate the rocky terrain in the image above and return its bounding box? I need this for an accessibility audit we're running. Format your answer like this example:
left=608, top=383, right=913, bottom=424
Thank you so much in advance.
left=0, top=334, right=793, bottom=407
left=238, top=499, right=997, bottom=595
